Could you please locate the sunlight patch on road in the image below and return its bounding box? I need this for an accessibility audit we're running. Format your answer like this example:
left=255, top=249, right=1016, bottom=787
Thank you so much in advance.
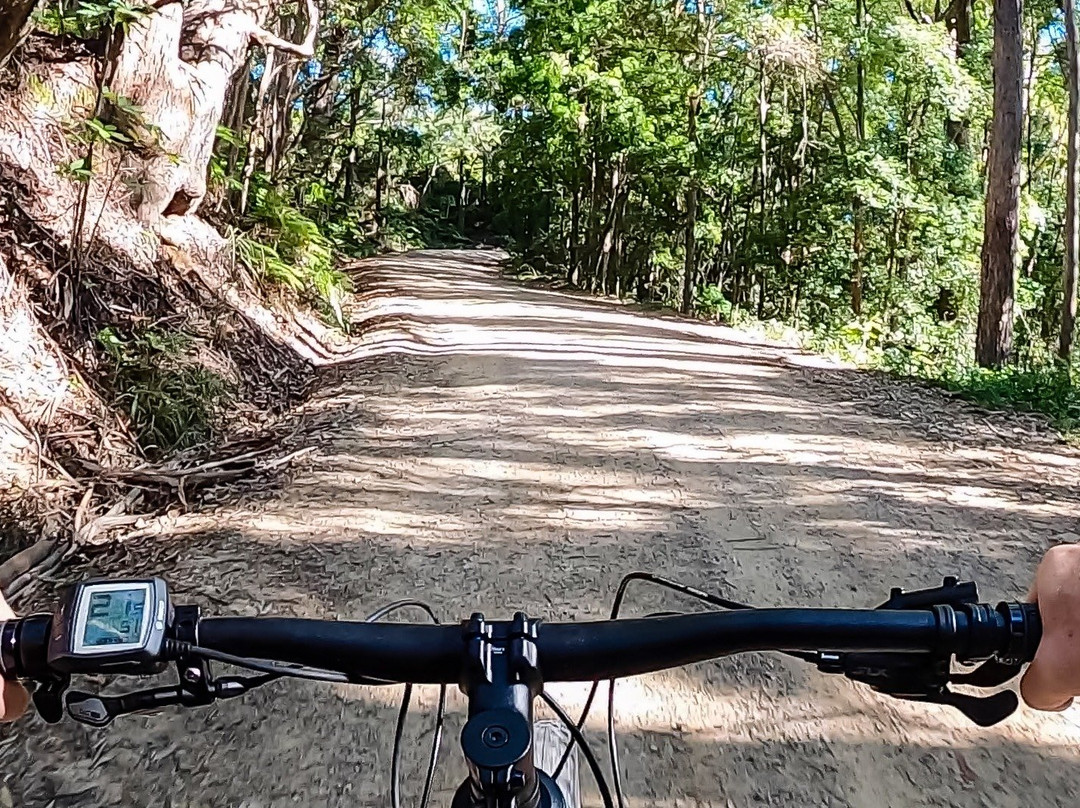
left=328, top=668, right=1080, bottom=757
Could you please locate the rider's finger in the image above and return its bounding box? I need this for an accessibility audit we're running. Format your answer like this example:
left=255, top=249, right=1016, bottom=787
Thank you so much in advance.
left=0, top=590, right=27, bottom=720
left=0, top=681, right=29, bottom=722
left=1020, top=655, right=1074, bottom=712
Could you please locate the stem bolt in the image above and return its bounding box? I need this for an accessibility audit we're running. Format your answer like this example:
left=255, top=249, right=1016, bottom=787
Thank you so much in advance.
left=481, top=725, right=510, bottom=748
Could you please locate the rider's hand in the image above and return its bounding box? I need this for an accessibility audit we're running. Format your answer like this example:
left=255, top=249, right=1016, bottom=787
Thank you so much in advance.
left=0, top=591, right=28, bottom=721
left=1021, top=544, right=1080, bottom=711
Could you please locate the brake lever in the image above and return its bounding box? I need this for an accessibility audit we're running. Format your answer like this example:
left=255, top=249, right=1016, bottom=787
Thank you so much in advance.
left=951, top=658, right=1025, bottom=688
left=66, top=685, right=189, bottom=727
left=65, top=675, right=267, bottom=727
left=931, top=687, right=1019, bottom=727
left=814, top=577, right=1026, bottom=727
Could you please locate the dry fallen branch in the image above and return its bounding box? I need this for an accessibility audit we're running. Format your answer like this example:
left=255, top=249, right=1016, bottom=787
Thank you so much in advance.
left=71, top=440, right=315, bottom=508
left=4, top=540, right=74, bottom=601
left=0, top=538, right=56, bottom=589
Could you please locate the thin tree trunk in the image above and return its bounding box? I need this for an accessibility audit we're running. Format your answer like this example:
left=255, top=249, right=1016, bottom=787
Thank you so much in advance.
left=374, top=91, right=386, bottom=229
left=239, top=46, right=276, bottom=214
left=222, top=65, right=251, bottom=176
left=480, top=154, right=488, bottom=205
left=756, top=56, right=769, bottom=316
left=946, top=0, right=972, bottom=146
left=570, top=181, right=581, bottom=285
left=852, top=200, right=865, bottom=316
left=457, top=153, right=467, bottom=233
left=852, top=0, right=867, bottom=316
left=680, top=5, right=713, bottom=315
left=595, top=157, right=625, bottom=294
left=1061, top=0, right=1080, bottom=360
left=681, top=93, right=700, bottom=315
left=343, top=85, right=360, bottom=203
left=977, top=0, right=1023, bottom=367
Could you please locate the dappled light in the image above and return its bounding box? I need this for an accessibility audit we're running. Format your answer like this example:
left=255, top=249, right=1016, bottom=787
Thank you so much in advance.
left=7, top=251, right=1080, bottom=807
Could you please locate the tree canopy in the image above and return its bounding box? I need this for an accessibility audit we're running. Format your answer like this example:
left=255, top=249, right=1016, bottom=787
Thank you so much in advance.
left=8, top=0, right=1080, bottom=427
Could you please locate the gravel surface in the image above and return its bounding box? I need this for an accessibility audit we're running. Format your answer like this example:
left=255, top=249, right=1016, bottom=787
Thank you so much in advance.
left=4, top=249, right=1080, bottom=807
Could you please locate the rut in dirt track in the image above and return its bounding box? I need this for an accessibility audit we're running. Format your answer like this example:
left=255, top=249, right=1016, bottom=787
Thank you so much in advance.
left=6, top=249, right=1080, bottom=808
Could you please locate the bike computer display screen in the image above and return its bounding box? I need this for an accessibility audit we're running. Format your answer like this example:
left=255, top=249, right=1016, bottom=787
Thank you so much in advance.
left=73, top=583, right=151, bottom=653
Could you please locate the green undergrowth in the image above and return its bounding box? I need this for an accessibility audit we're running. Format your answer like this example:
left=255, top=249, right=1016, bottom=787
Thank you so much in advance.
left=759, top=316, right=1080, bottom=437
left=230, top=188, right=352, bottom=330
left=96, top=327, right=232, bottom=456
left=931, top=365, right=1080, bottom=434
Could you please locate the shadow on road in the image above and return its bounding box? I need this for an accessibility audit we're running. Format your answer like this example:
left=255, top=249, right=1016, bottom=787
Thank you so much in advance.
left=6, top=249, right=1080, bottom=807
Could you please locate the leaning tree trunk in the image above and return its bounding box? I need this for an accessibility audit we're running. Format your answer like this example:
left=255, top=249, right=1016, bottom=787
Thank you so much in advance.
left=1061, top=0, right=1080, bottom=361
left=977, top=0, right=1023, bottom=368
left=0, top=0, right=38, bottom=68
left=109, top=0, right=318, bottom=228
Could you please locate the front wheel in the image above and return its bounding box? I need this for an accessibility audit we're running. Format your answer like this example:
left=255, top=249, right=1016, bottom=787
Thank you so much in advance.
left=533, top=719, right=581, bottom=808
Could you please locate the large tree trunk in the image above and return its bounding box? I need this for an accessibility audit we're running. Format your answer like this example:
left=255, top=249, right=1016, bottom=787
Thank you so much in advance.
left=110, top=0, right=318, bottom=229
left=1062, top=0, right=1080, bottom=361
left=977, top=0, right=1023, bottom=368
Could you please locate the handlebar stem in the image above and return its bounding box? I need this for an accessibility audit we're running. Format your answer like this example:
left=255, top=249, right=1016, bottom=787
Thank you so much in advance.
left=454, top=613, right=544, bottom=808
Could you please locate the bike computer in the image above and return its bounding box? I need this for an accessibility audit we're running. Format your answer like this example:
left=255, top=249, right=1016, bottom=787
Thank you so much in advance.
left=47, top=578, right=171, bottom=674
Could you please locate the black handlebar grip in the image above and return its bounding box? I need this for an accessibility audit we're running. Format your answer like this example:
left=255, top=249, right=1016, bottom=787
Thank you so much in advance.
left=996, top=601, right=1042, bottom=665
left=0, top=621, right=17, bottom=679
left=0, top=616, right=52, bottom=680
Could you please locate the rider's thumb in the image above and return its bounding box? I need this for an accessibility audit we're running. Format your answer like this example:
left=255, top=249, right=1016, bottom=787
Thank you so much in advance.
left=1020, top=650, right=1074, bottom=712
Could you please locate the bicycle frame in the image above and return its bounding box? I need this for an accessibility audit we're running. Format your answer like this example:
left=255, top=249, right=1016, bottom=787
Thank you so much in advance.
left=0, top=576, right=1044, bottom=808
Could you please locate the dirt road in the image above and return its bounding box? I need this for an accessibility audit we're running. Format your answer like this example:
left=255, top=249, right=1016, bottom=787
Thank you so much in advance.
left=6, top=249, right=1080, bottom=807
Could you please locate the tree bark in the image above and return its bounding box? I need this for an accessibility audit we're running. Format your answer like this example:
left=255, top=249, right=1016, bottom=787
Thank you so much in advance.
left=976, top=0, right=1023, bottom=368
left=0, top=0, right=38, bottom=68
left=1062, top=0, right=1080, bottom=361
left=109, top=0, right=319, bottom=226
left=945, top=0, right=972, bottom=146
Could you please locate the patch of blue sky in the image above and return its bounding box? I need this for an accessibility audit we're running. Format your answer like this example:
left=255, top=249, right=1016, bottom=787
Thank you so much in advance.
left=370, top=27, right=406, bottom=69
left=472, top=0, right=524, bottom=37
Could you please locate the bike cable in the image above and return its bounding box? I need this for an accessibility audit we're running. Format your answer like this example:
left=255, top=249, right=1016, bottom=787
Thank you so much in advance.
left=540, top=691, right=616, bottom=808
left=552, top=572, right=777, bottom=808
left=177, top=646, right=347, bottom=682
left=363, top=600, right=446, bottom=808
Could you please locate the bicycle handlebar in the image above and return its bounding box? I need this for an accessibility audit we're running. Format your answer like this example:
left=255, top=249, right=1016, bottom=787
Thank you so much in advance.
left=0, top=600, right=1039, bottom=686
left=0, top=575, right=1045, bottom=808
left=198, top=606, right=1008, bottom=684
left=0, top=575, right=1042, bottom=731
